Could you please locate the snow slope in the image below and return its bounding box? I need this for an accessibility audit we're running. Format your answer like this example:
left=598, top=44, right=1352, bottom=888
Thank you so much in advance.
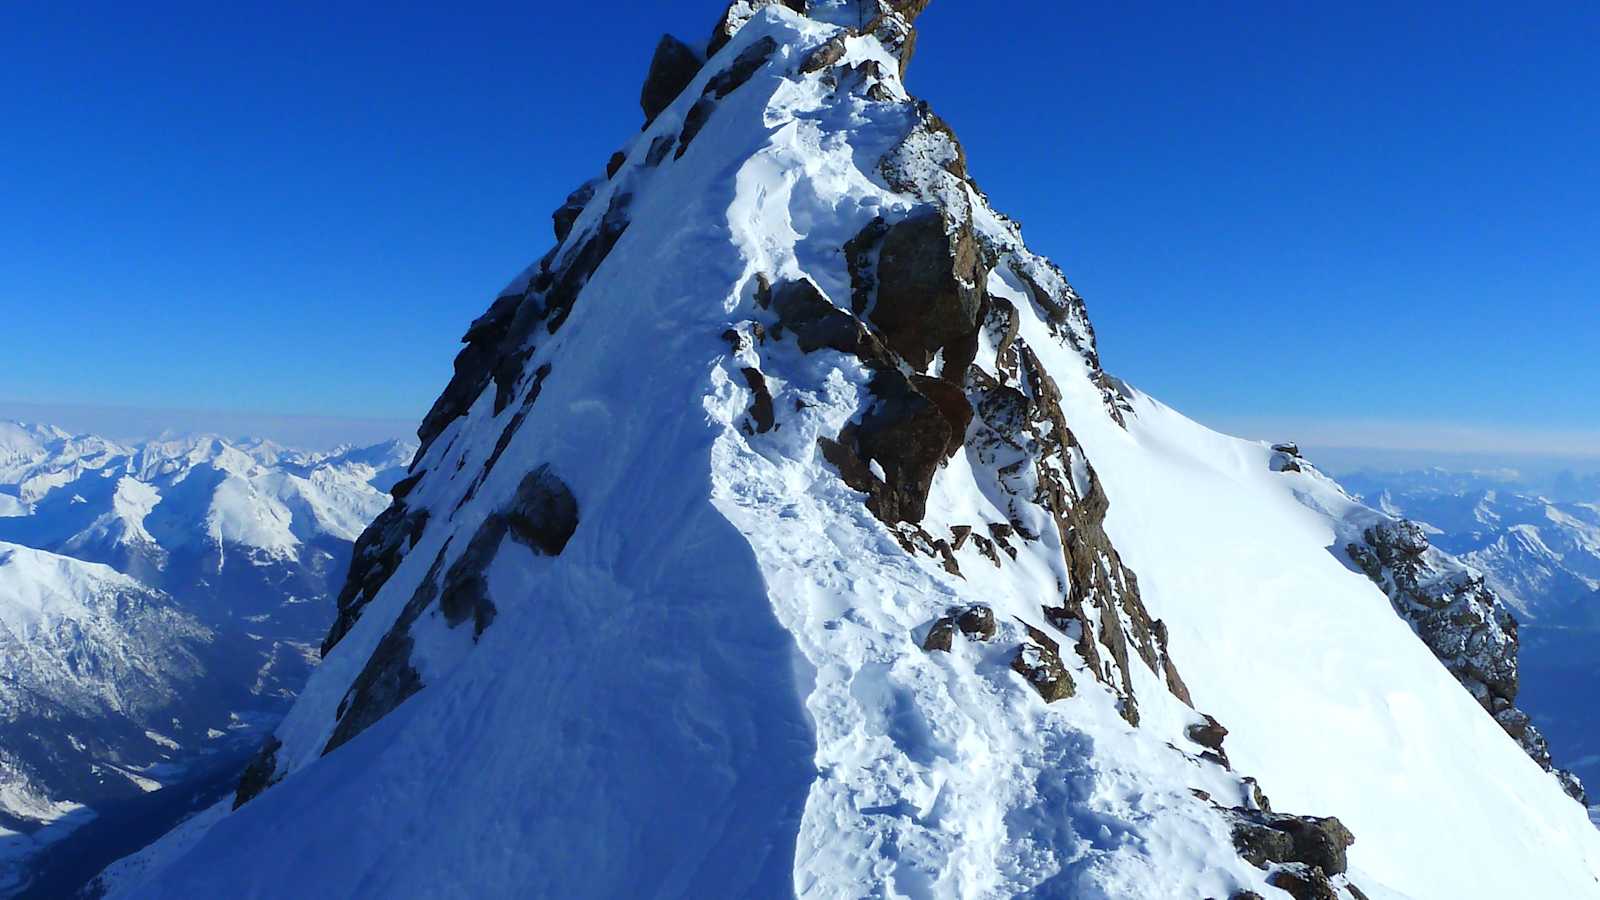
left=98, top=4, right=1600, bottom=898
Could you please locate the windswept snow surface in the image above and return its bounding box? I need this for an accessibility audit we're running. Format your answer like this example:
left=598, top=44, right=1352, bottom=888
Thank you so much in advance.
left=100, top=7, right=1600, bottom=899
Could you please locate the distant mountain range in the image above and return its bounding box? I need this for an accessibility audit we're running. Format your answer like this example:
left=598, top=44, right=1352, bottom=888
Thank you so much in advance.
left=0, top=421, right=411, bottom=894
left=1340, top=468, right=1600, bottom=625
left=86, top=4, right=1599, bottom=896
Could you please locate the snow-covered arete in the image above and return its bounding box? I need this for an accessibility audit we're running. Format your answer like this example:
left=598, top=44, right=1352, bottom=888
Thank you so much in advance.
left=96, top=3, right=1600, bottom=898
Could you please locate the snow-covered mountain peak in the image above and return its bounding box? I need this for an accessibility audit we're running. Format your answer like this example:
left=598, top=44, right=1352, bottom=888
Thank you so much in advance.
left=94, top=4, right=1600, bottom=898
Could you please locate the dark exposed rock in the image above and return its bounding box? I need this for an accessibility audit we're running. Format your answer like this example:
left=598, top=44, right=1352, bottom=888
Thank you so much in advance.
left=323, top=504, right=431, bottom=655
left=950, top=525, right=971, bottom=550
left=844, top=217, right=890, bottom=315
left=439, top=516, right=504, bottom=638
left=606, top=151, right=627, bottom=179
left=232, top=736, right=282, bottom=809
left=389, top=472, right=422, bottom=499
left=324, top=541, right=443, bottom=755
left=909, top=374, right=973, bottom=458
left=504, top=465, right=581, bottom=556
left=1229, top=892, right=1266, bottom=900
left=646, top=134, right=675, bottom=166
left=1231, top=819, right=1294, bottom=869
left=963, top=334, right=1189, bottom=720
left=640, top=34, right=702, bottom=123
left=1011, top=625, right=1075, bottom=702
left=739, top=367, right=776, bottom=433
left=707, top=36, right=779, bottom=99
left=955, top=604, right=996, bottom=640
left=552, top=180, right=598, bottom=244
left=676, top=97, right=718, bottom=159
left=1227, top=807, right=1355, bottom=877
left=922, top=617, right=955, bottom=653
left=1187, top=714, right=1229, bottom=757
left=924, top=604, right=996, bottom=653
left=801, top=34, right=847, bottom=73
left=852, top=369, right=953, bottom=524
left=326, top=467, right=577, bottom=756
left=1280, top=817, right=1356, bottom=876
left=1268, top=865, right=1340, bottom=900
left=485, top=364, right=553, bottom=479
left=417, top=189, right=631, bottom=459
left=772, top=277, right=872, bottom=356
left=869, top=208, right=986, bottom=371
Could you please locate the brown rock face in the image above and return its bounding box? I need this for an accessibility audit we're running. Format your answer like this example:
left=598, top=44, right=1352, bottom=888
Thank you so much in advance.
left=868, top=209, right=986, bottom=371
left=1268, top=866, right=1341, bottom=900
left=853, top=369, right=953, bottom=524
left=640, top=35, right=702, bottom=124
left=954, top=604, right=996, bottom=640
left=1227, top=807, right=1355, bottom=877
left=772, top=277, right=871, bottom=355
left=739, top=367, right=776, bottom=433
left=1187, top=714, right=1229, bottom=756
left=922, top=618, right=955, bottom=652
left=923, top=605, right=997, bottom=652
left=1011, top=626, right=1075, bottom=702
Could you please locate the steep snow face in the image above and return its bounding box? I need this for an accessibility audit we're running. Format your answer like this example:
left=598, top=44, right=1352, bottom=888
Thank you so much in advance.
left=1048, top=395, right=1600, bottom=896
left=100, top=4, right=1600, bottom=899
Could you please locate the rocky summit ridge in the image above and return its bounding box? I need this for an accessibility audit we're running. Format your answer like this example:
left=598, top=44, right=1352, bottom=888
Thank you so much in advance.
left=90, top=3, right=1600, bottom=898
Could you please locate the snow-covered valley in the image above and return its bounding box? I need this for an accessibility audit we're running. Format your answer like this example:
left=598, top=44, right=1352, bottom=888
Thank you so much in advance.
left=0, top=422, right=410, bottom=895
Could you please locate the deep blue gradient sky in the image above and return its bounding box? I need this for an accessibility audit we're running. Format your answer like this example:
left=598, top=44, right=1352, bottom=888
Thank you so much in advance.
left=3, top=2, right=1597, bottom=454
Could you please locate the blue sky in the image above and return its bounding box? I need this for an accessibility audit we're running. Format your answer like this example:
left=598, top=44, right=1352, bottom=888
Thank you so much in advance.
left=2, top=1, right=1596, bottom=456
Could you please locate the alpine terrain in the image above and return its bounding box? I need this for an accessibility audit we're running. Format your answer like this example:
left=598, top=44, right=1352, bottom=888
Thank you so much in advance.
left=0, top=422, right=410, bottom=895
left=1341, top=467, right=1600, bottom=807
left=89, top=2, right=1600, bottom=897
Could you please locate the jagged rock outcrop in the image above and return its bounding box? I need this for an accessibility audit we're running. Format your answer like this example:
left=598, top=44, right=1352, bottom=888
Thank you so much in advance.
left=640, top=35, right=702, bottom=124
left=1221, top=794, right=1363, bottom=900
left=921, top=603, right=996, bottom=652
left=1348, top=518, right=1587, bottom=802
